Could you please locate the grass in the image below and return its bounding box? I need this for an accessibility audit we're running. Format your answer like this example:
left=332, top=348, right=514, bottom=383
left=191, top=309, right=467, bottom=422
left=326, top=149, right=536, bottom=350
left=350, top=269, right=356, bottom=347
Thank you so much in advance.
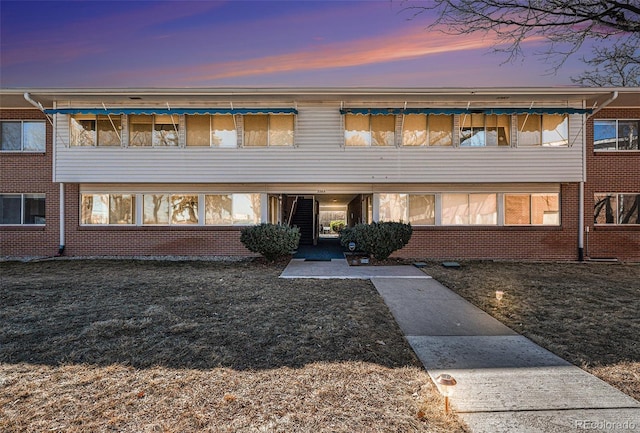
left=0, top=259, right=469, bottom=433
left=420, top=260, right=640, bottom=401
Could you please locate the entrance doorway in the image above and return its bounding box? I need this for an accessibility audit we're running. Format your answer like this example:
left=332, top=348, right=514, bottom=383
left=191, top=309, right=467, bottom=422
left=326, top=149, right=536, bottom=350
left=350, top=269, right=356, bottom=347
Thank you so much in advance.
left=277, top=193, right=372, bottom=259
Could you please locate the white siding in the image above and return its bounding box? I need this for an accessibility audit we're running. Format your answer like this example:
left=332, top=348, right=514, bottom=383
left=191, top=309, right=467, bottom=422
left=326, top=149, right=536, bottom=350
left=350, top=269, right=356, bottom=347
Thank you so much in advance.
left=54, top=104, right=585, bottom=184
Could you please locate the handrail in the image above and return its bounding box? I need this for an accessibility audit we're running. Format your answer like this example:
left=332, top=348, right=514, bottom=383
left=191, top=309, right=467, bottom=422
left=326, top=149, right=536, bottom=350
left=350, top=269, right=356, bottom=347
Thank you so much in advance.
left=287, top=196, right=299, bottom=226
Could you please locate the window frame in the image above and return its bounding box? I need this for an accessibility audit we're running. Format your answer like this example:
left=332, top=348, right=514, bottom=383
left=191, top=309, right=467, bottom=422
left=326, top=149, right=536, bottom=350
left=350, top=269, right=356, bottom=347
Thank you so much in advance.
left=594, top=193, right=640, bottom=225
left=344, top=113, right=396, bottom=147
left=128, top=115, right=180, bottom=147
left=517, top=114, right=569, bottom=147
left=0, top=193, right=46, bottom=225
left=185, top=114, right=238, bottom=148
left=459, top=113, right=511, bottom=147
left=70, top=115, right=122, bottom=147
left=593, top=119, right=640, bottom=151
left=0, top=120, right=46, bottom=152
left=504, top=193, right=560, bottom=226
left=401, top=114, right=453, bottom=147
left=243, top=114, right=295, bottom=147
left=80, top=193, right=135, bottom=225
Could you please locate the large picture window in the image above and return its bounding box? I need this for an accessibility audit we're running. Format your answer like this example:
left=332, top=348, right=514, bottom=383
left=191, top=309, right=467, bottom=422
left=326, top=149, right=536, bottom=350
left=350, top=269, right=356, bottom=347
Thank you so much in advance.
left=460, top=114, right=510, bottom=147
left=129, top=115, right=179, bottom=147
left=70, top=115, right=121, bottom=146
left=378, top=193, right=435, bottom=225
left=81, top=194, right=134, bottom=225
left=0, top=121, right=46, bottom=152
left=594, top=193, right=640, bottom=225
left=517, top=114, right=568, bottom=147
left=594, top=120, right=639, bottom=151
left=345, top=114, right=395, bottom=147
left=244, top=115, right=294, bottom=147
left=402, top=114, right=453, bottom=147
left=0, top=194, right=45, bottom=225
left=186, top=115, right=237, bottom=147
left=442, top=193, right=497, bottom=225
left=205, top=193, right=261, bottom=225
left=504, top=193, right=559, bottom=225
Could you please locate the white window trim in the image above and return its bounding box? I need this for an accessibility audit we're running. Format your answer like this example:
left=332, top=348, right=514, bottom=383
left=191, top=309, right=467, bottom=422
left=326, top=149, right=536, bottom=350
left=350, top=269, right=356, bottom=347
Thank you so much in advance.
left=593, top=119, right=640, bottom=152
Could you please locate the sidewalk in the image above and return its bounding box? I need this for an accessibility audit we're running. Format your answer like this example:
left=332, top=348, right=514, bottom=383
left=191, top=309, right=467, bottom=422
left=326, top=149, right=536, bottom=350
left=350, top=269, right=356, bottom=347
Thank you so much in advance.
left=281, top=259, right=640, bottom=433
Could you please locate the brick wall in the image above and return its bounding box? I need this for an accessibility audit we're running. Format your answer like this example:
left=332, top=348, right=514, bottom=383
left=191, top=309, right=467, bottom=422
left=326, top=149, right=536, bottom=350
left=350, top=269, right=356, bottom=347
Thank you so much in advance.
left=585, top=108, right=640, bottom=261
left=0, top=109, right=60, bottom=257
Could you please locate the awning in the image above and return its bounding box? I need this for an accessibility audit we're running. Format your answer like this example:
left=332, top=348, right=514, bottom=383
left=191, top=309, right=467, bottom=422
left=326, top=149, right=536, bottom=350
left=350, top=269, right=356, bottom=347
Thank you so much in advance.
left=340, top=107, right=591, bottom=115
left=44, top=108, right=298, bottom=115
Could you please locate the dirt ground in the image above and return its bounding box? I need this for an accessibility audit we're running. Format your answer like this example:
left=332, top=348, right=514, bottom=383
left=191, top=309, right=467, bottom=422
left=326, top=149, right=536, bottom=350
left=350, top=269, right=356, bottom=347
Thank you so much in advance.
left=0, top=259, right=469, bottom=433
left=421, top=260, right=640, bottom=401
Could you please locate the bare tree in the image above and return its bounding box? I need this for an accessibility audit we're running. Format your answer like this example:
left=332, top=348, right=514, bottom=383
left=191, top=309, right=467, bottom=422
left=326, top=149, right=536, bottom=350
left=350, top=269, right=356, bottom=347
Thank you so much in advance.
left=572, top=42, right=640, bottom=86
left=406, top=0, right=640, bottom=85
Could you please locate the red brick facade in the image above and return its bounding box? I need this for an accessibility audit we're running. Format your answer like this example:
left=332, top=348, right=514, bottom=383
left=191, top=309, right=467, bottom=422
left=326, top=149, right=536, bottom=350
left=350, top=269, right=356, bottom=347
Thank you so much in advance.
left=0, top=109, right=59, bottom=257
left=2, top=107, right=637, bottom=261
left=585, top=108, right=640, bottom=261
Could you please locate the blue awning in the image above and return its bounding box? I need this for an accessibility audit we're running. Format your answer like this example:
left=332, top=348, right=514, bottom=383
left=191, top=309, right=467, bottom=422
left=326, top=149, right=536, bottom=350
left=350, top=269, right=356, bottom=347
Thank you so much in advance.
left=340, top=107, right=591, bottom=115
left=44, top=108, right=298, bottom=115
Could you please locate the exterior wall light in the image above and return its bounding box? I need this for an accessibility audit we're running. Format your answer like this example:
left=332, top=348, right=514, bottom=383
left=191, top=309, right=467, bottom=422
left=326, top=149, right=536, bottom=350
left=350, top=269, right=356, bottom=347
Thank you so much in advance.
left=435, top=373, right=457, bottom=413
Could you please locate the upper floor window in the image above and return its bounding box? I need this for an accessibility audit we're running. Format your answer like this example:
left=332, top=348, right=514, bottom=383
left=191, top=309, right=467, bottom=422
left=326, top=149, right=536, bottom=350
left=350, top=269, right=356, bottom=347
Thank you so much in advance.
left=594, top=120, right=639, bottom=151
left=517, top=114, right=568, bottom=147
left=70, top=115, right=121, bottom=146
left=460, top=114, right=510, bottom=147
left=244, top=114, right=294, bottom=147
left=186, top=114, right=237, bottom=147
left=0, top=194, right=45, bottom=225
left=0, top=121, right=46, bottom=152
left=504, top=193, right=559, bottom=225
left=345, top=114, right=395, bottom=147
left=594, top=193, right=640, bottom=225
left=129, top=115, right=179, bottom=147
left=402, top=114, right=453, bottom=147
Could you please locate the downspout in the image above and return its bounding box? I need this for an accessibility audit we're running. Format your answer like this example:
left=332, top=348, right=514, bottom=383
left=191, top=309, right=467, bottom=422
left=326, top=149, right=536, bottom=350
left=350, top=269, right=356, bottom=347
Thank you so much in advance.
left=578, top=91, right=619, bottom=261
left=58, top=183, right=65, bottom=256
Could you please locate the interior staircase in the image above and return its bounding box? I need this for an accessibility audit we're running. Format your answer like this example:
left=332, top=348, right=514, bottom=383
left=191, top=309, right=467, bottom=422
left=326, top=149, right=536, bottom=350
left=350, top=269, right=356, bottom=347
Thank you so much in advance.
left=290, top=198, right=314, bottom=245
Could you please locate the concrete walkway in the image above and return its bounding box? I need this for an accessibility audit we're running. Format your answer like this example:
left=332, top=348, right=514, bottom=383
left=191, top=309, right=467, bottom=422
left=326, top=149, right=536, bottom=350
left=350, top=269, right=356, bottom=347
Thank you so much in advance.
left=281, top=259, right=640, bottom=433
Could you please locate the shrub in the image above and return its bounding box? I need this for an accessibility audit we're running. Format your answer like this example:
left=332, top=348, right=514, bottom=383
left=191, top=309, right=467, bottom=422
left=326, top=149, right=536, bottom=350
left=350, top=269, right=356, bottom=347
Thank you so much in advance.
left=240, top=223, right=301, bottom=262
left=330, top=220, right=346, bottom=233
left=339, top=222, right=413, bottom=260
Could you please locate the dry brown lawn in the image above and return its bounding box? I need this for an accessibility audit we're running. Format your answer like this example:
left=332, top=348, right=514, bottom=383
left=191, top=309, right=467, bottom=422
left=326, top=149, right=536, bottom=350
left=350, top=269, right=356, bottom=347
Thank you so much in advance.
left=0, top=259, right=468, bottom=433
left=421, top=260, right=640, bottom=401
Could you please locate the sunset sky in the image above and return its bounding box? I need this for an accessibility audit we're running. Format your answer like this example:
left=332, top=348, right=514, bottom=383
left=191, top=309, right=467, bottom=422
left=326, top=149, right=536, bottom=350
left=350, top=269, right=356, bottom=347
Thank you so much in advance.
left=1, top=0, right=598, bottom=88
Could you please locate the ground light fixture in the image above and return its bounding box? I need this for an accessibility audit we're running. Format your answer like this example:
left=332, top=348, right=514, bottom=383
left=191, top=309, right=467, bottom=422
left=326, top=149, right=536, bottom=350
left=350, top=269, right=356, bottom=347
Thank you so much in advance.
left=435, top=373, right=457, bottom=413
left=496, top=290, right=504, bottom=301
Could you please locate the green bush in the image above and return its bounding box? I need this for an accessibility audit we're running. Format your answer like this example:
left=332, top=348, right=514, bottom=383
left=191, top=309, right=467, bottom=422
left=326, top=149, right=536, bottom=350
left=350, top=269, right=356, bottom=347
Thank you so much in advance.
left=339, top=222, right=413, bottom=260
left=330, top=220, right=346, bottom=233
left=240, top=223, right=301, bottom=262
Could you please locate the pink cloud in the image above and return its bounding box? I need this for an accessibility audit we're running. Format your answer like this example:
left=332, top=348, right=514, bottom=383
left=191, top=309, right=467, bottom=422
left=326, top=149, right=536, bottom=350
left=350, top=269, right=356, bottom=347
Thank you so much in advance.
left=174, top=26, right=510, bottom=83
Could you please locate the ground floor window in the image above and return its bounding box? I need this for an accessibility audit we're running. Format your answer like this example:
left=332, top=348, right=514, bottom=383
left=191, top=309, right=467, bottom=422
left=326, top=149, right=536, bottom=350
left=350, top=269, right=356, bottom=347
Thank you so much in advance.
left=504, top=193, right=559, bottom=225
left=0, top=194, right=45, bottom=225
left=81, top=194, right=134, bottom=225
left=376, top=192, right=559, bottom=226
left=83, top=192, right=261, bottom=226
left=594, top=193, right=640, bottom=225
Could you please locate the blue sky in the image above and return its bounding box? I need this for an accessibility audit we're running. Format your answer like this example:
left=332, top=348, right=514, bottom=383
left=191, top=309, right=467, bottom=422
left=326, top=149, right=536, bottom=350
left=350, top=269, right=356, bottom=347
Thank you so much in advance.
left=0, top=0, right=596, bottom=88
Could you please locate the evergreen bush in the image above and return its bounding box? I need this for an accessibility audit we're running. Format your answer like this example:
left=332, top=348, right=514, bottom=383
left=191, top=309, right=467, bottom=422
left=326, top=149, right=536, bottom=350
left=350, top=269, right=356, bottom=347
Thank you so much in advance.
left=240, top=223, right=301, bottom=262
left=339, top=222, right=412, bottom=260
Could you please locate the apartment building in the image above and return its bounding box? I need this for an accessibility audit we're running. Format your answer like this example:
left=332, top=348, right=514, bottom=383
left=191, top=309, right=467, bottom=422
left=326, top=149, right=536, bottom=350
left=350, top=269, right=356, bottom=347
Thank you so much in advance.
left=1, top=87, right=638, bottom=261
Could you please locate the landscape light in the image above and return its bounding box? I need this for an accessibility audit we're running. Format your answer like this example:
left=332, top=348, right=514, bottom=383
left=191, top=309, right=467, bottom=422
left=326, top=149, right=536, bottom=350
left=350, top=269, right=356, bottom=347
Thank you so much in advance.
left=435, top=373, right=457, bottom=413
left=495, top=290, right=504, bottom=301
